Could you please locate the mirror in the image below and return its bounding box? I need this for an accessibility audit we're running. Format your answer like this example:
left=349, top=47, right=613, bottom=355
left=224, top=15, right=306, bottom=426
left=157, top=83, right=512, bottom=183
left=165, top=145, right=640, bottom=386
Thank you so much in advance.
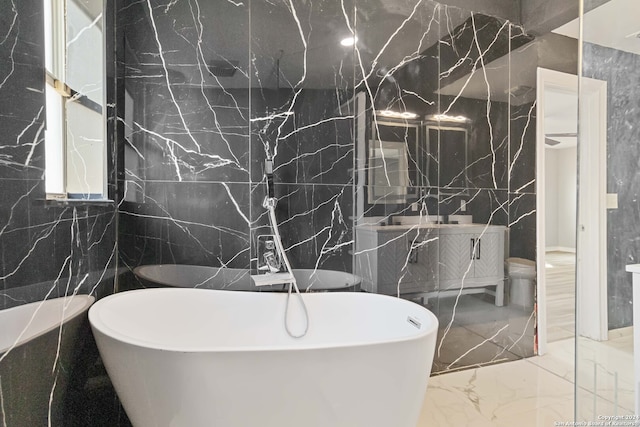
left=426, top=124, right=469, bottom=189
left=367, top=118, right=470, bottom=204
left=368, top=119, right=420, bottom=204
left=368, top=140, right=410, bottom=204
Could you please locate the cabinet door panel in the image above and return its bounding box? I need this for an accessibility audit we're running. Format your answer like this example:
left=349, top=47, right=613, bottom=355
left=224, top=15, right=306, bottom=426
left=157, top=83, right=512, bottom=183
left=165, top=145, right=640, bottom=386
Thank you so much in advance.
left=396, top=231, right=419, bottom=291
left=372, top=231, right=406, bottom=294
left=473, top=232, right=504, bottom=279
left=439, top=233, right=474, bottom=281
left=399, top=230, right=439, bottom=292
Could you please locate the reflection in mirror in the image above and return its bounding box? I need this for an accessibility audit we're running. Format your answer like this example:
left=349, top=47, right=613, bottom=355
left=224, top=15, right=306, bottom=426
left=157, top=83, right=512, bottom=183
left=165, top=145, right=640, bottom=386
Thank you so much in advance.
left=368, top=119, right=419, bottom=203
left=368, top=140, right=409, bottom=204
left=426, top=124, right=469, bottom=189
left=115, top=0, right=584, bottom=389
left=352, top=3, right=541, bottom=377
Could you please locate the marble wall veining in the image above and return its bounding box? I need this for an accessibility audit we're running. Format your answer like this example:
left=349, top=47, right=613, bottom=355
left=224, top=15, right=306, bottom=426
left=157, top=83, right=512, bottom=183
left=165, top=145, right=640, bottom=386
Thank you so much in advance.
left=583, top=42, right=640, bottom=330
left=0, top=0, right=119, bottom=425
left=116, top=0, right=540, bottom=377
left=117, top=0, right=357, bottom=275
left=0, top=0, right=119, bottom=299
left=0, top=0, right=588, bottom=424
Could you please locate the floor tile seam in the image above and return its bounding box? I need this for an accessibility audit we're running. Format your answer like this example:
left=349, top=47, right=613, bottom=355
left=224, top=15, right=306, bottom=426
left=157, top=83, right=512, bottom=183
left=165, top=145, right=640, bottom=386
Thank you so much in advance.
left=524, top=356, right=635, bottom=413
left=574, top=382, right=636, bottom=413
left=450, top=323, right=526, bottom=360
left=523, top=356, right=577, bottom=385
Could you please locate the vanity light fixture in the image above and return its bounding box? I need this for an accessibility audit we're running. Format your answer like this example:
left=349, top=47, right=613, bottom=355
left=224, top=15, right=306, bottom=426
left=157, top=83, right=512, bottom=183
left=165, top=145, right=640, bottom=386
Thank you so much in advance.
left=428, top=114, right=470, bottom=123
left=340, top=36, right=358, bottom=47
left=376, top=110, right=418, bottom=120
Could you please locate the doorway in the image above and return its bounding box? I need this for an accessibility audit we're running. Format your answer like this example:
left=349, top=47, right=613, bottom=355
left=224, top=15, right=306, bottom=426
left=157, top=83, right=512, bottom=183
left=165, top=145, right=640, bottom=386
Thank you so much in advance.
left=535, top=68, right=608, bottom=355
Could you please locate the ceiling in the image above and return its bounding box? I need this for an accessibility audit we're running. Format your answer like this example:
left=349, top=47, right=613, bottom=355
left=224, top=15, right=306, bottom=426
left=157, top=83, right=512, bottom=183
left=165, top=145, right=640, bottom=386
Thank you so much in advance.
left=437, top=32, right=578, bottom=106
left=441, top=0, right=640, bottom=115
left=130, top=1, right=471, bottom=89
left=130, top=0, right=635, bottom=145
left=554, top=0, right=640, bottom=56
left=545, top=0, right=640, bottom=148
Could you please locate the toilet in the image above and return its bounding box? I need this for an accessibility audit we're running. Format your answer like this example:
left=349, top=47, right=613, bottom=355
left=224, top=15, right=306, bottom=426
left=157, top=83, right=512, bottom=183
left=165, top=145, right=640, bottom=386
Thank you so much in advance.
left=507, top=257, right=536, bottom=308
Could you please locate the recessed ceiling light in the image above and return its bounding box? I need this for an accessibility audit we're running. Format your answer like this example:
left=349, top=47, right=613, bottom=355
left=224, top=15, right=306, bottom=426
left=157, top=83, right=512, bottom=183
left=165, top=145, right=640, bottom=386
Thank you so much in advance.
left=340, top=36, right=358, bottom=47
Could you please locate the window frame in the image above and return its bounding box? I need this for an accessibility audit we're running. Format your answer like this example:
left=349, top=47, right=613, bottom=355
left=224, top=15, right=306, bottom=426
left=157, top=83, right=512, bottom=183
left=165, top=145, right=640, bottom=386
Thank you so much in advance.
left=44, top=0, right=107, bottom=201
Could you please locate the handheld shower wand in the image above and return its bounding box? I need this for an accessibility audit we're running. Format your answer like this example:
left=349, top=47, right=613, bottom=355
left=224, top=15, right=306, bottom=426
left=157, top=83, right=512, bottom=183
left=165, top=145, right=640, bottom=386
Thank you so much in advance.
left=265, top=158, right=275, bottom=199
left=259, top=157, right=309, bottom=339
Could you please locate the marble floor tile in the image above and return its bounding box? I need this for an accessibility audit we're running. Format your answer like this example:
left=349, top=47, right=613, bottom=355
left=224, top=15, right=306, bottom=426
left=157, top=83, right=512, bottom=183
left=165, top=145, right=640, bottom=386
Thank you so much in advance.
left=418, top=359, right=575, bottom=427
left=545, top=251, right=576, bottom=343
left=432, top=324, right=521, bottom=374
left=419, top=331, right=635, bottom=426
left=430, top=294, right=531, bottom=373
left=527, top=338, right=575, bottom=382
left=575, top=332, right=635, bottom=415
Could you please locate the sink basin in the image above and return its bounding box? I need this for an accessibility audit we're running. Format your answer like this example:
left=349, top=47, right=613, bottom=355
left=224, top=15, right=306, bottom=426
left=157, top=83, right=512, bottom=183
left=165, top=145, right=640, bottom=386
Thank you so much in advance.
left=393, top=215, right=443, bottom=225
left=392, top=214, right=473, bottom=226
left=448, top=214, right=473, bottom=224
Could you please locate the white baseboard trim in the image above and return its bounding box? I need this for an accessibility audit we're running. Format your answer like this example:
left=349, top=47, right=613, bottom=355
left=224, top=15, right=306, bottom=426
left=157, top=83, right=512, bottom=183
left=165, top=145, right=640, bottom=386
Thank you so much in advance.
left=546, top=246, right=576, bottom=253
left=607, top=326, right=633, bottom=340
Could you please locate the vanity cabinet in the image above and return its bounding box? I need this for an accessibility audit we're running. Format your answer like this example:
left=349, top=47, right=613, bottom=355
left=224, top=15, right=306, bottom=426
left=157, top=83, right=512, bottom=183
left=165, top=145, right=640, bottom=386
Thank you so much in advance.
left=438, top=227, right=505, bottom=305
left=355, top=224, right=506, bottom=305
left=355, top=226, right=438, bottom=295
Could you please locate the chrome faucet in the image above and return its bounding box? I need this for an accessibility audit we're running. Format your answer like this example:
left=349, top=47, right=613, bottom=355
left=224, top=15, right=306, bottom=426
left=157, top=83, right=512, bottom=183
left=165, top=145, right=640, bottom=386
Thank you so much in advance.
left=262, top=240, right=282, bottom=273
left=257, top=235, right=282, bottom=273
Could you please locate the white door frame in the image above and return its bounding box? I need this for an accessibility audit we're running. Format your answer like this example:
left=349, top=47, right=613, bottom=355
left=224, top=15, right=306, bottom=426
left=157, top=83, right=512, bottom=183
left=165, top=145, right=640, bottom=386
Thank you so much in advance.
left=536, top=67, right=608, bottom=355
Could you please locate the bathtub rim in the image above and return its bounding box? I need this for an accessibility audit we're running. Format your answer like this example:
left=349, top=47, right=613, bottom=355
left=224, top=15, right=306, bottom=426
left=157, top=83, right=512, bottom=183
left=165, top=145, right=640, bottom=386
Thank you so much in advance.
left=132, top=264, right=362, bottom=291
left=0, top=294, right=95, bottom=354
left=133, top=264, right=248, bottom=288
left=89, top=288, right=438, bottom=353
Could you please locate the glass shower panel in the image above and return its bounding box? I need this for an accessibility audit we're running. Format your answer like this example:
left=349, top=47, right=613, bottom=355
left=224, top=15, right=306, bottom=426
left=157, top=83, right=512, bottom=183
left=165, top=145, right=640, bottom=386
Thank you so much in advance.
left=118, top=1, right=253, bottom=271
left=434, top=7, right=520, bottom=374
left=352, top=0, right=444, bottom=368
left=248, top=0, right=357, bottom=282
left=575, top=0, right=637, bottom=421
left=352, top=0, right=537, bottom=375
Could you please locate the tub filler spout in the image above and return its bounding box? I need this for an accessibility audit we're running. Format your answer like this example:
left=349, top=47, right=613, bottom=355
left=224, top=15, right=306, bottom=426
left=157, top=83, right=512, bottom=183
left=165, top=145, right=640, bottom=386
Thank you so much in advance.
left=251, top=271, right=295, bottom=287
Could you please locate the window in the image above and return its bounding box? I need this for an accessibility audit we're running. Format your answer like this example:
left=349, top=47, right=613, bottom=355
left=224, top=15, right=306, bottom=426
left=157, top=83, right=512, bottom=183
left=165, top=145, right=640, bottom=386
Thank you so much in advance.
left=44, top=0, right=106, bottom=200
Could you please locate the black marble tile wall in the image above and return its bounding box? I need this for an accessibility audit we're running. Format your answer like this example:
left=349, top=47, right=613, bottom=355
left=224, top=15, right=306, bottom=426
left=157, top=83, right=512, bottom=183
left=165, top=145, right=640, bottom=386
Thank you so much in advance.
left=0, top=0, right=120, bottom=424
left=0, top=0, right=118, bottom=303
left=116, top=0, right=541, bottom=378
left=0, top=0, right=571, bottom=424
left=583, top=42, right=640, bottom=329
left=118, top=0, right=356, bottom=276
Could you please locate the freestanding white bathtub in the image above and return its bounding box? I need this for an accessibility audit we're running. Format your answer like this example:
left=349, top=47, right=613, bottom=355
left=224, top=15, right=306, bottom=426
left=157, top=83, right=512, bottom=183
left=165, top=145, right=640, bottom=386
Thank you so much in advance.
left=89, top=288, right=438, bottom=427
left=0, top=295, right=95, bottom=426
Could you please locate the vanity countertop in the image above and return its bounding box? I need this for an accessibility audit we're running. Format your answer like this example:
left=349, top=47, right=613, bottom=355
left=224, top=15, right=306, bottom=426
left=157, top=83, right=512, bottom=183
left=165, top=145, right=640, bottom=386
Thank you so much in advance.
left=356, top=223, right=506, bottom=232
